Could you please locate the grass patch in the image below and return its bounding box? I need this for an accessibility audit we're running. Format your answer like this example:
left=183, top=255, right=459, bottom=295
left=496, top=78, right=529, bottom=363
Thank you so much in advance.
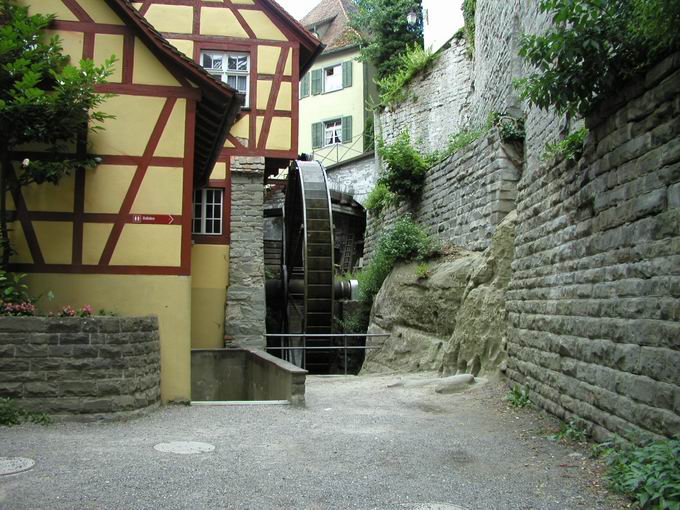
left=543, top=127, right=589, bottom=162
left=375, top=44, right=439, bottom=108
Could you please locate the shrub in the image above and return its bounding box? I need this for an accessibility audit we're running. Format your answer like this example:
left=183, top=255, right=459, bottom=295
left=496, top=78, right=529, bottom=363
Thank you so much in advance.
left=375, top=44, right=439, bottom=108
left=549, top=418, right=589, bottom=442
left=0, top=270, right=32, bottom=304
left=599, top=438, right=680, bottom=509
left=516, top=0, right=680, bottom=116
left=378, top=131, right=429, bottom=200
left=462, top=0, right=476, bottom=55
left=358, top=215, right=438, bottom=303
left=415, top=262, right=430, bottom=280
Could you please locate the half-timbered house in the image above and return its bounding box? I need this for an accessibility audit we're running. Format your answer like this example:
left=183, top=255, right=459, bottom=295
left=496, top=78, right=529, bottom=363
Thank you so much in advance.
left=10, top=0, right=322, bottom=401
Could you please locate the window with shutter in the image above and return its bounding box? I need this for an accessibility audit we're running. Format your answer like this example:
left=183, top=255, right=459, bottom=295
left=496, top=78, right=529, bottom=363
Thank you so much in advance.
left=342, top=116, right=352, bottom=143
left=312, top=122, right=323, bottom=149
left=342, top=61, right=353, bottom=88
left=311, top=69, right=323, bottom=95
left=300, top=73, right=310, bottom=98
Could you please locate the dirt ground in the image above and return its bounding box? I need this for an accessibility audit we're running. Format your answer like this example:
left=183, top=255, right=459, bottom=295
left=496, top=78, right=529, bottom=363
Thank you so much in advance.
left=0, top=374, right=629, bottom=510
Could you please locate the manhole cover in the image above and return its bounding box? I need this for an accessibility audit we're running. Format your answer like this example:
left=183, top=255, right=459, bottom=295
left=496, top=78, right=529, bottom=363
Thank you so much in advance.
left=153, top=441, right=215, bottom=455
left=0, top=457, right=35, bottom=476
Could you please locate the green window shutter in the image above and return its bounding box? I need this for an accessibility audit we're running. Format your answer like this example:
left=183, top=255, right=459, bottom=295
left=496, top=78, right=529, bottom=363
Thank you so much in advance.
left=300, top=73, right=310, bottom=98
left=311, top=69, right=323, bottom=95
left=342, top=61, right=353, bottom=88
left=342, top=116, right=352, bottom=143
left=312, top=122, right=323, bottom=149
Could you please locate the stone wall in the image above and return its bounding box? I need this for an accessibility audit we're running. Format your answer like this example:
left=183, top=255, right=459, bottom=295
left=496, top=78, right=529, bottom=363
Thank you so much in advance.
left=364, top=130, right=522, bottom=258
left=226, top=155, right=266, bottom=348
left=506, top=53, right=680, bottom=441
left=378, top=39, right=473, bottom=152
left=326, top=152, right=377, bottom=206
left=0, top=316, right=160, bottom=418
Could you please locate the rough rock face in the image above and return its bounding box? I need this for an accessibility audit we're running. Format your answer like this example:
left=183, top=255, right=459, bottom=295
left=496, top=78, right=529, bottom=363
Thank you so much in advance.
left=362, top=211, right=516, bottom=376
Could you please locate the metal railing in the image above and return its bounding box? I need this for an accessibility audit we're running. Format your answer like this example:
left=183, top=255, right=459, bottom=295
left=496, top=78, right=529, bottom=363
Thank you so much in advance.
left=265, top=333, right=389, bottom=375
left=312, top=131, right=372, bottom=167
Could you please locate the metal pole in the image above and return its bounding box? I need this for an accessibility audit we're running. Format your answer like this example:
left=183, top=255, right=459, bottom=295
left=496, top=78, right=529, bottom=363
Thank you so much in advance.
left=302, top=334, right=306, bottom=370
left=343, top=333, right=348, bottom=376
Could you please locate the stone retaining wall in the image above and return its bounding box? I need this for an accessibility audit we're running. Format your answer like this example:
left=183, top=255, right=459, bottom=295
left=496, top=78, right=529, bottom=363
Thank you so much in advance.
left=506, top=53, right=680, bottom=441
left=326, top=152, right=377, bottom=206
left=364, top=130, right=522, bottom=259
left=0, top=316, right=160, bottom=418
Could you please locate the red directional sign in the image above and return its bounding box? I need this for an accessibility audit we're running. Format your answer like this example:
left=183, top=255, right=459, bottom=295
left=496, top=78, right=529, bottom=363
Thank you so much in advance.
left=129, top=214, right=176, bottom=225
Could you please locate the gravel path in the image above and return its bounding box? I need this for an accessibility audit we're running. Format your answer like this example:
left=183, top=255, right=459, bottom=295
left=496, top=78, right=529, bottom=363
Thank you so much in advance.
left=0, top=375, right=627, bottom=510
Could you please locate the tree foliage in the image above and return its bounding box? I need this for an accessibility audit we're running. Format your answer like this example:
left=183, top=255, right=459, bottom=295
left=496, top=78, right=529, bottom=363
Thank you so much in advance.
left=0, top=0, right=114, bottom=266
left=349, top=0, right=424, bottom=80
left=516, top=0, right=680, bottom=117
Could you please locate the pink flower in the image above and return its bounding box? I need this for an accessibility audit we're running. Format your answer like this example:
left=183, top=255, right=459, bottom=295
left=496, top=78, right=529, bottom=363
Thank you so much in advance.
left=59, top=305, right=76, bottom=317
left=79, top=304, right=93, bottom=317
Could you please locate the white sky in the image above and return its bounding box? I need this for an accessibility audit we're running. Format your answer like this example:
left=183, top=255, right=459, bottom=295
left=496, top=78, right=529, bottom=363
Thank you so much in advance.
left=276, top=0, right=321, bottom=20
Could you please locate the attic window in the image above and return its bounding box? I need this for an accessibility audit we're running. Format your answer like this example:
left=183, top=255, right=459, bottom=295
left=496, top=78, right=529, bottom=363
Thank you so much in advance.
left=201, top=51, right=250, bottom=107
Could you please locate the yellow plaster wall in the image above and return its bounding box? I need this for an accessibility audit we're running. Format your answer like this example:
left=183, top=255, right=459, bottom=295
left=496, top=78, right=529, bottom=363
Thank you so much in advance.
left=133, top=38, right=181, bottom=86
left=84, top=165, right=136, bottom=214
left=46, top=30, right=84, bottom=63
left=200, top=8, right=248, bottom=38
left=191, top=244, right=229, bottom=349
left=256, top=80, right=272, bottom=110
left=210, top=163, right=227, bottom=181
left=155, top=99, right=187, bottom=158
left=8, top=223, right=33, bottom=264
left=167, top=39, right=194, bottom=59
left=23, top=274, right=192, bottom=402
left=33, top=222, right=73, bottom=265
left=257, top=46, right=281, bottom=75
left=111, top=224, right=182, bottom=267
left=90, top=95, right=166, bottom=156
left=82, top=223, right=114, bottom=265
left=275, top=82, right=292, bottom=111
left=284, top=51, right=292, bottom=76
left=94, top=34, right=124, bottom=83
left=230, top=116, right=250, bottom=140
left=131, top=167, right=183, bottom=215
left=26, top=0, right=77, bottom=21
left=78, top=0, right=124, bottom=25
left=266, top=117, right=291, bottom=151
left=22, top=174, right=75, bottom=212
left=145, top=4, right=194, bottom=34
left=239, top=10, right=286, bottom=41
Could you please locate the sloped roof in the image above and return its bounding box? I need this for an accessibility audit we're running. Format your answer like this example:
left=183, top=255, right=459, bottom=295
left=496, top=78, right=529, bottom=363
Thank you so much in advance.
left=301, top=0, right=358, bottom=52
left=105, top=0, right=242, bottom=183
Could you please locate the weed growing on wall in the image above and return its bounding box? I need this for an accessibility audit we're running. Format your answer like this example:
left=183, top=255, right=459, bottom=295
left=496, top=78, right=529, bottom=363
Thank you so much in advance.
left=415, top=262, right=430, bottom=280
left=377, top=131, right=430, bottom=200
left=542, top=128, right=589, bottom=162
left=365, top=182, right=398, bottom=215
left=515, top=0, right=680, bottom=116
left=595, top=438, right=680, bottom=510
left=375, top=44, right=439, bottom=108
left=462, top=0, right=476, bottom=56
left=358, top=215, right=438, bottom=304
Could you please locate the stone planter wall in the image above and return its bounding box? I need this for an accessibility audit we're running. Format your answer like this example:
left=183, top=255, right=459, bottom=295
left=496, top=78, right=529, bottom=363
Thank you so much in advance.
left=0, top=316, right=160, bottom=419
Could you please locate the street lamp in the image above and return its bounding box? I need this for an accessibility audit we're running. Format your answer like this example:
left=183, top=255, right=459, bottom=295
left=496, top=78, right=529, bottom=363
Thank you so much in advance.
left=407, top=9, right=418, bottom=26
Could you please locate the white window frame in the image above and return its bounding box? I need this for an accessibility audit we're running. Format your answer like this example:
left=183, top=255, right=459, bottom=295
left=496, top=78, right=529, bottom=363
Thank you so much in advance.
left=324, top=64, right=342, bottom=93
left=324, top=118, right=342, bottom=147
left=201, top=51, right=250, bottom=107
left=193, top=188, right=224, bottom=235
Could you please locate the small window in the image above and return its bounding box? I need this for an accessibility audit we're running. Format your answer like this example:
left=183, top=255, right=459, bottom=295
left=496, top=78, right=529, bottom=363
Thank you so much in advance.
left=324, top=64, right=342, bottom=93
left=324, top=119, right=342, bottom=146
left=201, top=51, right=250, bottom=107
left=193, top=188, right=224, bottom=235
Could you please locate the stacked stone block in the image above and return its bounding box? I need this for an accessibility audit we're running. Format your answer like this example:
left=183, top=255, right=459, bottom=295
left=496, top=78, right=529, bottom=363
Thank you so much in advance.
left=0, top=316, right=160, bottom=417
left=506, top=53, right=680, bottom=441
left=226, top=155, right=266, bottom=348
